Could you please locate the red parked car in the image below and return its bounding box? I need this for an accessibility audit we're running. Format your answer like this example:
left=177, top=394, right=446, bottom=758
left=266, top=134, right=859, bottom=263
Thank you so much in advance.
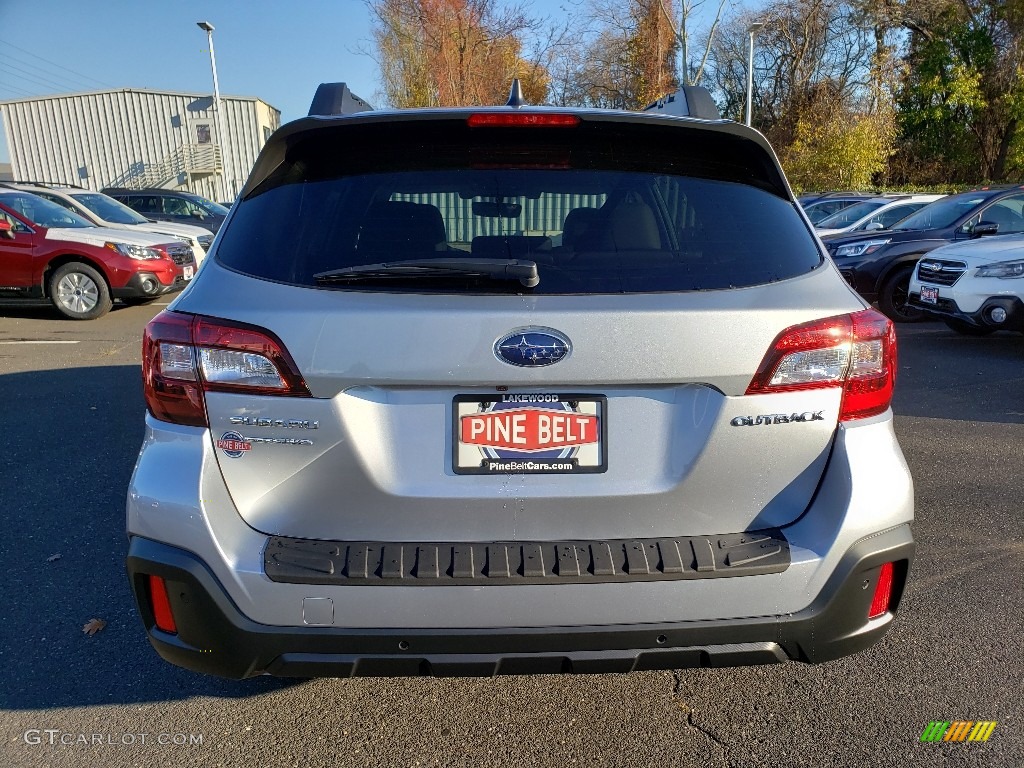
left=0, top=189, right=196, bottom=319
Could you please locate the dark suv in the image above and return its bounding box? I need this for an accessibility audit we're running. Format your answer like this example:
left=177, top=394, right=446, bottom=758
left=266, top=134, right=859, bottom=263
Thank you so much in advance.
left=102, top=188, right=229, bottom=234
left=823, top=186, right=1024, bottom=320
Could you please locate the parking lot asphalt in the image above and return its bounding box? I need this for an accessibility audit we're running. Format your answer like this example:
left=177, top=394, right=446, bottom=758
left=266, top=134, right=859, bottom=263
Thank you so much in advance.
left=1, top=301, right=1021, bottom=768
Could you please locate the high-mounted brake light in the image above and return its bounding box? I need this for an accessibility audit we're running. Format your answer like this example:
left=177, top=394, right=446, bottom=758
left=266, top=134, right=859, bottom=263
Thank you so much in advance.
left=745, top=308, right=897, bottom=422
left=142, top=310, right=310, bottom=427
left=467, top=113, right=580, bottom=128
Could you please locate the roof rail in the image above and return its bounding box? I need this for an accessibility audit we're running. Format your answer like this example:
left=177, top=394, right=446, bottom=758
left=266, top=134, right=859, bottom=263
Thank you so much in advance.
left=308, top=83, right=374, bottom=117
left=643, top=86, right=720, bottom=120
left=6, top=179, right=86, bottom=189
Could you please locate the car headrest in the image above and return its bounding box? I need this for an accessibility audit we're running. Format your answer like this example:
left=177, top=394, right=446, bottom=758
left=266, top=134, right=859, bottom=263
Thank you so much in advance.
left=358, top=201, right=447, bottom=256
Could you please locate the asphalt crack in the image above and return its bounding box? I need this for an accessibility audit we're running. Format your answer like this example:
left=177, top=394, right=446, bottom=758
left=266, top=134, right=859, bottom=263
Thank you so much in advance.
left=671, top=670, right=731, bottom=768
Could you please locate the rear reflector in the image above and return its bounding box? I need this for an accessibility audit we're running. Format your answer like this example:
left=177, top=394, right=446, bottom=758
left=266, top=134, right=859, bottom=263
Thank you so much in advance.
left=148, top=575, right=177, bottom=634
left=142, top=311, right=310, bottom=427
left=868, top=562, right=895, bottom=619
left=745, top=308, right=897, bottom=421
left=467, top=113, right=580, bottom=128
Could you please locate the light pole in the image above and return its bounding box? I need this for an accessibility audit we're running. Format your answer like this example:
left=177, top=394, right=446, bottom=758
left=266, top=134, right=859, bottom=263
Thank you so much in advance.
left=197, top=20, right=229, bottom=200
left=745, top=21, right=764, bottom=127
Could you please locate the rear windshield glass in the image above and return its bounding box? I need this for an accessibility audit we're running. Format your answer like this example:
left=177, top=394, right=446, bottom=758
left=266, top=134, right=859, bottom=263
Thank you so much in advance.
left=1, top=192, right=93, bottom=229
left=816, top=200, right=887, bottom=229
left=217, top=119, right=822, bottom=294
left=71, top=193, right=150, bottom=225
left=891, top=191, right=998, bottom=231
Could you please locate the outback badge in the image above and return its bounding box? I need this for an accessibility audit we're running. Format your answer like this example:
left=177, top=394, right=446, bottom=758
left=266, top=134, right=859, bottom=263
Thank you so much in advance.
left=494, top=327, right=571, bottom=367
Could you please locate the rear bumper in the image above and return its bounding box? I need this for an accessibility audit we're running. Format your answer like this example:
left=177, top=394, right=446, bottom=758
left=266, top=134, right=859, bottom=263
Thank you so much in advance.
left=126, top=525, right=913, bottom=678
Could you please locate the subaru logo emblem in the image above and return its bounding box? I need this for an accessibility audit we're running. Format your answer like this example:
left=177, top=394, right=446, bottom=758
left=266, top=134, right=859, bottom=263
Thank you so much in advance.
left=922, top=262, right=943, bottom=272
left=494, top=328, right=571, bottom=367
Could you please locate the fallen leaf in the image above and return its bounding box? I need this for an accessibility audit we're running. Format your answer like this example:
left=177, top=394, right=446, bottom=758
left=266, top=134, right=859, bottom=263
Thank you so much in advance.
left=46, top=554, right=62, bottom=562
left=82, top=618, right=107, bottom=636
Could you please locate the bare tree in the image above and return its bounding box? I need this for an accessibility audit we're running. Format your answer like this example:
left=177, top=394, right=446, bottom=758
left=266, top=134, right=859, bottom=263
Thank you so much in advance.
left=367, top=0, right=551, bottom=107
left=656, top=0, right=729, bottom=86
left=554, top=0, right=680, bottom=109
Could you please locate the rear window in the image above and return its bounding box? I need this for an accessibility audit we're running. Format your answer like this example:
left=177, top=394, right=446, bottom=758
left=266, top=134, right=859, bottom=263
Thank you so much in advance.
left=217, top=119, right=822, bottom=294
left=816, top=200, right=887, bottom=228
left=891, top=191, right=1000, bottom=231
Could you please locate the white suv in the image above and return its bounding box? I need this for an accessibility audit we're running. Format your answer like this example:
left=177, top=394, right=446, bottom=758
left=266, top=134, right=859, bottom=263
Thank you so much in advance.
left=909, top=234, right=1024, bottom=335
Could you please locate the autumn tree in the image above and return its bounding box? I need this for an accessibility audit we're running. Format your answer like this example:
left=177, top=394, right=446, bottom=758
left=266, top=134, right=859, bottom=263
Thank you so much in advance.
left=781, top=83, right=897, bottom=189
left=699, top=0, right=899, bottom=188
left=553, top=0, right=679, bottom=110
left=369, top=0, right=551, bottom=107
left=892, top=0, right=1024, bottom=182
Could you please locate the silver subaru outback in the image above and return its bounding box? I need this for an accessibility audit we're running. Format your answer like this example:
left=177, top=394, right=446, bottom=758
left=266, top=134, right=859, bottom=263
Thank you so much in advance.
left=127, top=83, right=913, bottom=678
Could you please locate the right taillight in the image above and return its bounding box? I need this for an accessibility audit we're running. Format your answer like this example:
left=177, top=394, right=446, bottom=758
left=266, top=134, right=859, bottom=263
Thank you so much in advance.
left=745, top=308, right=897, bottom=422
left=142, top=310, right=310, bottom=427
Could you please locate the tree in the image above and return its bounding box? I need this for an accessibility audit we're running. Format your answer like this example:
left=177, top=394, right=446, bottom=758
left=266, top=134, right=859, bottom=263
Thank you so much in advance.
left=368, top=0, right=550, bottom=107
left=702, top=0, right=895, bottom=187
left=553, top=0, right=680, bottom=110
left=657, top=0, right=729, bottom=86
left=893, top=0, right=1024, bottom=182
left=782, top=85, right=897, bottom=190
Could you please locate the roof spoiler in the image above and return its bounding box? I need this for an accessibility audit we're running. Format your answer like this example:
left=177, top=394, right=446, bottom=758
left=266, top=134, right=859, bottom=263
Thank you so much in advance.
left=308, top=83, right=374, bottom=117
left=643, top=85, right=720, bottom=120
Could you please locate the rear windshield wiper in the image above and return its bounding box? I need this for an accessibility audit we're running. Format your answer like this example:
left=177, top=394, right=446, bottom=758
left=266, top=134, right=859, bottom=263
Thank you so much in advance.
left=314, top=258, right=540, bottom=288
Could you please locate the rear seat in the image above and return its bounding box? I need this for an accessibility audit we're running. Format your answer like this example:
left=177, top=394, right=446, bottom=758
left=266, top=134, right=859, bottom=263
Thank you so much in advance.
left=471, top=235, right=553, bottom=261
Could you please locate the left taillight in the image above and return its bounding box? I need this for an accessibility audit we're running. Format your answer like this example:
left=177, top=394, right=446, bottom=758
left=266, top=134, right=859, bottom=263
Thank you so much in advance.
left=142, top=310, right=310, bottom=427
left=745, top=308, right=897, bottom=422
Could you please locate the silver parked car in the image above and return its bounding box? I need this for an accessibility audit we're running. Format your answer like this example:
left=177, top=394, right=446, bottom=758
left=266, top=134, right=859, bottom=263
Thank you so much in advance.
left=127, top=83, right=914, bottom=678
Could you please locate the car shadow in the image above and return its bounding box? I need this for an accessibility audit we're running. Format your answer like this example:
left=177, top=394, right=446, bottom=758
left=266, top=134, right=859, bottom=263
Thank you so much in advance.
left=0, top=365, right=303, bottom=710
left=0, top=301, right=142, bottom=321
left=891, top=324, right=1024, bottom=424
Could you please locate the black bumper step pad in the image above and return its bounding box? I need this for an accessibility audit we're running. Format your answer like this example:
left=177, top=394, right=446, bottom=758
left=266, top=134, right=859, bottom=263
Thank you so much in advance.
left=264, top=529, right=790, bottom=586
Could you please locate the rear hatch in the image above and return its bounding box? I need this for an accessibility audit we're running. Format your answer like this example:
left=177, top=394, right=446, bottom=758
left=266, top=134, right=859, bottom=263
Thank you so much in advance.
left=166, top=111, right=882, bottom=542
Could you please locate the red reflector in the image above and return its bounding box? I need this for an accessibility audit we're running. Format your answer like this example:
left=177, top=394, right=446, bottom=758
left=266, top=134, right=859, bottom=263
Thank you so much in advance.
left=467, top=113, right=580, bottom=128
left=868, top=562, right=894, bottom=619
left=149, top=575, right=177, bottom=634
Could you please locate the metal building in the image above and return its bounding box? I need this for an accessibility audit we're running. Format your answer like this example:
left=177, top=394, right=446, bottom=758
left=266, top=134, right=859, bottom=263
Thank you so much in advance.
left=0, top=88, right=280, bottom=201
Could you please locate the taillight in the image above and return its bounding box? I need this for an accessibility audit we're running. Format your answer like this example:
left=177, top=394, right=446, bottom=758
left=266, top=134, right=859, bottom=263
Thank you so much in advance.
left=142, top=310, right=310, bottom=427
left=745, top=308, right=897, bottom=422
left=148, top=574, right=177, bottom=634
left=467, top=113, right=580, bottom=128
left=868, top=562, right=895, bottom=619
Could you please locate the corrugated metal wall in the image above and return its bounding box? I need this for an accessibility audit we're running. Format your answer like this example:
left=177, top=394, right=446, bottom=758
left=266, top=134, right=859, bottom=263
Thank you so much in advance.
left=0, top=89, right=279, bottom=200
left=394, top=193, right=608, bottom=242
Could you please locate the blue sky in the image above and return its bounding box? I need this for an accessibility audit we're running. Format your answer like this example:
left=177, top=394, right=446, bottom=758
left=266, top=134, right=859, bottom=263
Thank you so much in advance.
left=0, top=0, right=726, bottom=163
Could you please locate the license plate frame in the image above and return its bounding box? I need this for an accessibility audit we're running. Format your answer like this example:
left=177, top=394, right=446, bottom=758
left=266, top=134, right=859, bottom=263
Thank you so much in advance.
left=453, top=393, right=608, bottom=475
left=920, top=285, right=939, bottom=304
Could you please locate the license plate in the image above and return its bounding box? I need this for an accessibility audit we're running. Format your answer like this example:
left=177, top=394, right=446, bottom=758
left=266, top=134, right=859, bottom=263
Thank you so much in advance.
left=920, top=285, right=938, bottom=304
left=183, top=266, right=195, bottom=280
left=453, top=394, right=607, bottom=474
